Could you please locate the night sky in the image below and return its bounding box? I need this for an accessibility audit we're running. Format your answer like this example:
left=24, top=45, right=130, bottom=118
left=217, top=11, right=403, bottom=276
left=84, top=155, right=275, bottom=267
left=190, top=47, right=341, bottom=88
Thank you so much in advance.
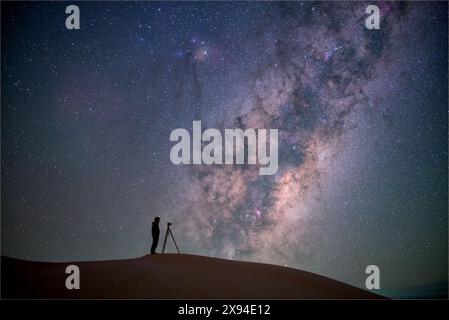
left=1, top=1, right=447, bottom=298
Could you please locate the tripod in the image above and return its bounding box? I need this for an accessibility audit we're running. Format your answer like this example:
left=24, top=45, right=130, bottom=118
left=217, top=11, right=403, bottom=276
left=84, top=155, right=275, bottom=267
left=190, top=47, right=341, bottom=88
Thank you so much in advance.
left=162, top=222, right=180, bottom=254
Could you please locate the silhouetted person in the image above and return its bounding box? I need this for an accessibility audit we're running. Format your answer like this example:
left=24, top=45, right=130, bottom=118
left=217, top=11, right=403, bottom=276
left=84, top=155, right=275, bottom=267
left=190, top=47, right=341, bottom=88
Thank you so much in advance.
left=151, top=217, right=160, bottom=254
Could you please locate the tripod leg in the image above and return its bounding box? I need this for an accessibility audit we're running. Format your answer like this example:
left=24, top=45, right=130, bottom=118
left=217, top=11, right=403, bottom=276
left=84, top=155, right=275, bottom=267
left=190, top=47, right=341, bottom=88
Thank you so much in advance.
left=162, top=228, right=170, bottom=254
left=169, top=229, right=181, bottom=254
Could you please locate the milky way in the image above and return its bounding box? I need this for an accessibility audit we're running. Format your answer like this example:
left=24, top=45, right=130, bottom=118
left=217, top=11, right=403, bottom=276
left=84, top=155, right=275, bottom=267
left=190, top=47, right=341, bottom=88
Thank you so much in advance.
left=2, top=2, right=447, bottom=298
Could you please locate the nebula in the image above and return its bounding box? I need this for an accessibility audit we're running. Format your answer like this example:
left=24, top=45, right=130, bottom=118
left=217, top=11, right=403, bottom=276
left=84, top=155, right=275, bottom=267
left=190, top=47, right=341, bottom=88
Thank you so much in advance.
left=175, top=2, right=414, bottom=265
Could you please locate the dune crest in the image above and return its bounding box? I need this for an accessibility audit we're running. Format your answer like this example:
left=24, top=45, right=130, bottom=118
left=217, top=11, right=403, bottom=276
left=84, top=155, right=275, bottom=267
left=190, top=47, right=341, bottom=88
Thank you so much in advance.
left=2, top=254, right=383, bottom=299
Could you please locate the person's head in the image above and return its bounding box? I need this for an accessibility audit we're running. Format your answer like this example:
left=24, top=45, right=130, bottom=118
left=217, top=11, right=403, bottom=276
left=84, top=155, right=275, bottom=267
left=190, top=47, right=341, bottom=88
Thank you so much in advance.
left=154, top=217, right=160, bottom=224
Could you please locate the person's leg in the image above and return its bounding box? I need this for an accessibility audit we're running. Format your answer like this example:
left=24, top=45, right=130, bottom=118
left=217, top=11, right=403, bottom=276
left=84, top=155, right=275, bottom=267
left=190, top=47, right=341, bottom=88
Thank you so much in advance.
left=151, top=238, right=156, bottom=254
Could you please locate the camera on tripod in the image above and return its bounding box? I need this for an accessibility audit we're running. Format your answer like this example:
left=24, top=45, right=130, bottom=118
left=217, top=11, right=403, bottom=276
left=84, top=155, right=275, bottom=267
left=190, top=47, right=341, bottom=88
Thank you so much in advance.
left=162, top=222, right=180, bottom=254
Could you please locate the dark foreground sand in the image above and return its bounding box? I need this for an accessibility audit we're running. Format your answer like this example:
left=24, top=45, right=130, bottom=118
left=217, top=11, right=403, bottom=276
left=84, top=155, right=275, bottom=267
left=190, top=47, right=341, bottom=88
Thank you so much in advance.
left=2, top=254, right=383, bottom=299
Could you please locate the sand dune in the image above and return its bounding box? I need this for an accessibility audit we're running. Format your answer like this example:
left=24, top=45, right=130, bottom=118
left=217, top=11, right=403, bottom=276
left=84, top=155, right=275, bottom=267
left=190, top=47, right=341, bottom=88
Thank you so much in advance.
left=2, top=254, right=383, bottom=299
